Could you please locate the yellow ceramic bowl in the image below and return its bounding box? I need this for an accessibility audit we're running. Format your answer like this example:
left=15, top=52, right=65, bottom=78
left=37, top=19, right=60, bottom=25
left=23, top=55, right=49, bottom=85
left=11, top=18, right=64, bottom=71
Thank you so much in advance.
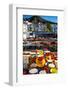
left=50, top=68, right=57, bottom=73
left=36, top=57, right=46, bottom=67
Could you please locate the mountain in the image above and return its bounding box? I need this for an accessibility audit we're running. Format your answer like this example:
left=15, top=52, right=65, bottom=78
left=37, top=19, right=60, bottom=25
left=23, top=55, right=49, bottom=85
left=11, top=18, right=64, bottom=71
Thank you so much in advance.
left=24, top=16, right=57, bottom=24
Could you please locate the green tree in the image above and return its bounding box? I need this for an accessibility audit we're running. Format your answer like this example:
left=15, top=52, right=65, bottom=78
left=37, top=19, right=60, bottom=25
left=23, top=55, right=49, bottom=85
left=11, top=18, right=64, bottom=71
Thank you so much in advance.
left=47, top=23, right=52, bottom=32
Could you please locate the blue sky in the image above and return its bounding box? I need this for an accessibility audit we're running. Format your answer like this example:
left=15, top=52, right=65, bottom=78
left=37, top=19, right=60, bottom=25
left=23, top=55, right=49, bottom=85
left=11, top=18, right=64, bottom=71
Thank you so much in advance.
left=23, top=15, right=57, bottom=23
